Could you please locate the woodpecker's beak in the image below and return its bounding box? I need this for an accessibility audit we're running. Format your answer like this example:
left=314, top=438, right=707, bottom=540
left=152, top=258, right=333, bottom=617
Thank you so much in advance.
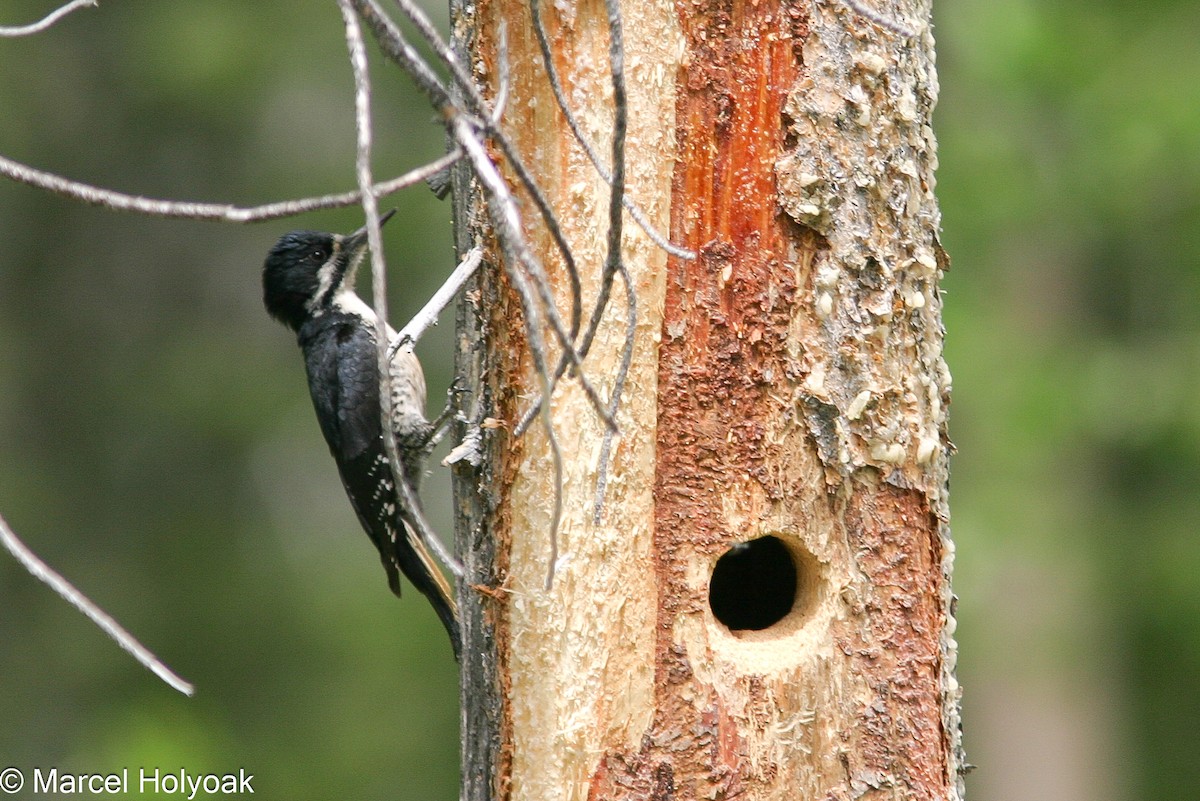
left=343, top=208, right=397, bottom=254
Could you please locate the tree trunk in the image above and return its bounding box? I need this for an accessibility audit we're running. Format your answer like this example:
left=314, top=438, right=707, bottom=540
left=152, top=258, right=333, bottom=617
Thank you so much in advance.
left=452, top=0, right=963, bottom=799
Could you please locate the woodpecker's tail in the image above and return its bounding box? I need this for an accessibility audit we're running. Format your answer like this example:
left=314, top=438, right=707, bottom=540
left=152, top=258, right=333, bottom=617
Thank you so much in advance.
left=397, top=521, right=461, bottom=661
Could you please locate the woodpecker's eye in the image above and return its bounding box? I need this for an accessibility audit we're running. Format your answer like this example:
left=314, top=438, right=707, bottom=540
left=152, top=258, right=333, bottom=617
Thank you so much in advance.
left=309, top=248, right=327, bottom=263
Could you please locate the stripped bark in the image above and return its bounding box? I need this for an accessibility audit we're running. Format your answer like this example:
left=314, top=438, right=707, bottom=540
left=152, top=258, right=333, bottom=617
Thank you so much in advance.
left=453, top=0, right=962, bottom=799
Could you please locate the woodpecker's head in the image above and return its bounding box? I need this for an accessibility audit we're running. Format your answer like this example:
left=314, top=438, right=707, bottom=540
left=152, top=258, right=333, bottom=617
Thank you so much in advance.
left=262, top=210, right=395, bottom=331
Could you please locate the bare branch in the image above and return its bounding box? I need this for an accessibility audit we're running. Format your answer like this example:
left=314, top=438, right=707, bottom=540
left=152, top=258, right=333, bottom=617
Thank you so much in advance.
left=0, top=513, right=194, bottom=696
left=586, top=0, right=638, bottom=522
left=528, top=0, right=694, bottom=260
left=588, top=0, right=630, bottom=356
left=839, top=0, right=918, bottom=38
left=391, top=246, right=484, bottom=352
left=380, top=2, right=584, bottom=338
left=592, top=261, right=637, bottom=523
left=455, top=116, right=565, bottom=589
left=357, top=0, right=588, bottom=369
left=339, top=0, right=463, bottom=582
left=387, top=0, right=587, bottom=346
left=0, top=0, right=96, bottom=37
left=513, top=0, right=638, bottom=438
left=350, top=0, right=455, bottom=110
left=491, top=22, right=510, bottom=125
left=359, top=0, right=636, bottom=448
left=0, top=150, right=460, bottom=222
left=358, top=2, right=586, bottom=342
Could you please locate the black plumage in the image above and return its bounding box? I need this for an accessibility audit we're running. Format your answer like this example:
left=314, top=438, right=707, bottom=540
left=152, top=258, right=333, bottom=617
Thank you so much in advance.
left=263, top=218, right=458, bottom=656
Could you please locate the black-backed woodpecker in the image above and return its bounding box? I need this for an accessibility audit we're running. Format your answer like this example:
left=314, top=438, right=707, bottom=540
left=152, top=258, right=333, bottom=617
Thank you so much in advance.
left=262, top=213, right=458, bottom=655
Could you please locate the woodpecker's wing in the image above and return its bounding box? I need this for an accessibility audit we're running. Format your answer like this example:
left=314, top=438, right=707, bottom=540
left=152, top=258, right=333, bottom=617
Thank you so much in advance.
left=303, top=319, right=458, bottom=649
left=303, top=320, right=396, bottom=573
left=339, top=447, right=458, bottom=651
left=301, top=320, right=382, bottom=463
left=333, top=328, right=388, bottom=462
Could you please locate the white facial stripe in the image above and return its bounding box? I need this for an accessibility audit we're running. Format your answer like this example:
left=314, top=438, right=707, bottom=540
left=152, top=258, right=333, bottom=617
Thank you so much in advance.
left=342, top=248, right=364, bottom=289
left=307, top=261, right=339, bottom=313
left=305, top=238, right=347, bottom=315
left=304, top=239, right=397, bottom=336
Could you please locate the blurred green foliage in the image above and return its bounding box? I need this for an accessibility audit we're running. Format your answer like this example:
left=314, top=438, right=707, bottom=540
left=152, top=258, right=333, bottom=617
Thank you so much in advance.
left=0, top=1, right=460, bottom=799
left=0, top=1, right=1195, bottom=800
left=937, top=0, right=1200, bottom=799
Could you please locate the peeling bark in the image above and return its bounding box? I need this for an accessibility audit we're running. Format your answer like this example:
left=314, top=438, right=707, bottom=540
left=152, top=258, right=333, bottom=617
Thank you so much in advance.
left=453, top=1, right=962, bottom=800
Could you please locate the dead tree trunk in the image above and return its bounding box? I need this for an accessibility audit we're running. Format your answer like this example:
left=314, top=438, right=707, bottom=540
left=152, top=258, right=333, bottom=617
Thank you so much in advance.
left=451, top=0, right=963, bottom=799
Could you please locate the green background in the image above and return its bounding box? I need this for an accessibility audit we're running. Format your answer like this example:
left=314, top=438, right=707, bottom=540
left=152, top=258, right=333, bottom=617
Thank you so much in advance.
left=0, top=1, right=1194, bottom=800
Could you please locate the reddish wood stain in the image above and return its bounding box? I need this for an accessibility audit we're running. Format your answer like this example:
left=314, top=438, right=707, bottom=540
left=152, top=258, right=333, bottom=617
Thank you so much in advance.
left=841, top=483, right=950, bottom=799
left=591, top=0, right=809, bottom=798
left=589, top=0, right=952, bottom=797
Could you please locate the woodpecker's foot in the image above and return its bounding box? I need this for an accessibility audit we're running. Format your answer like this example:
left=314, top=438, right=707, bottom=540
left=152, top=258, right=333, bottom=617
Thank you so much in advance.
left=426, top=165, right=453, bottom=200
left=421, top=378, right=469, bottom=457
left=445, top=374, right=469, bottom=401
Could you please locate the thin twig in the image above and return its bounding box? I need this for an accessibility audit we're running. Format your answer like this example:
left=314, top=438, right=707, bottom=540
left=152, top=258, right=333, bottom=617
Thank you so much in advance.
left=365, top=2, right=587, bottom=351
left=0, top=513, right=194, bottom=696
left=455, top=116, right=565, bottom=589
left=390, top=246, right=484, bottom=354
left=357, top=0, right=621, bottom=434
left=403, top=0, right=587, bottom=344
left=0, top=150, right=461, bottom=221
left=469, top=108, right=621, bottom=434
left=491, top=21, right=510, bottom=125
left=396, top=0, right=590, bottom=388
left=839, top=0, right=918, bottom=38
left=513, top=0, right=637, bottom=439
left=339, top=0, right=462, bottom=580
left=584, top=0, right=637, bottom=523
left=0, top=0, right=96, bottom=37
left=527, top=0, right=693, bottom=261
left=387, top=0, right=588, bottom=352
left=586, top=0, right=629, bottom=370
left=592, top=261, right=637, bottom=523
left=352, top=0, right=455, bottom=109
left=367, top=0, right=589, bottom=378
